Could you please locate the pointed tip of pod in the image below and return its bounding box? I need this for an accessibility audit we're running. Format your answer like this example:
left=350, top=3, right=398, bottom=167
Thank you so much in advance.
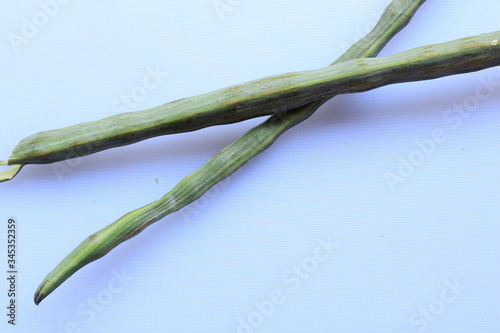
left=34, top=279, right=51, bottom=305
left=34, top=291, right=45, bottom=305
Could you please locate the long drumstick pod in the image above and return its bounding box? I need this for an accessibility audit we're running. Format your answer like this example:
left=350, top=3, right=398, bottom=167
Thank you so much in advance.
left=33, top=0, right=429, bottom=305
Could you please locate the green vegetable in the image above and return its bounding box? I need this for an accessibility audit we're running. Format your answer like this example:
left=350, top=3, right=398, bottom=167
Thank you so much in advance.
left=3, top=25, right=500, bottom=178
left=34, top=0, right=428, bottom=305
left=0, top=162, right=23, bottom=183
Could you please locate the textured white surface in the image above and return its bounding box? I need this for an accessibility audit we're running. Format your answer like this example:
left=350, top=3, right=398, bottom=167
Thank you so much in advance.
left=1, top=1, right=500, bottom=332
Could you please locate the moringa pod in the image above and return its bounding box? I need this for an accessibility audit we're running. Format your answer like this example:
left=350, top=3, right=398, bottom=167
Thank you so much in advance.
left=33, top=0, right=429, bottom=305
left=3, top=28, right=500, bottom=174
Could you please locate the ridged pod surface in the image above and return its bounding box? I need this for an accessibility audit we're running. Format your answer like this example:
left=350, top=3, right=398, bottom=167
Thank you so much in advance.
left=34, top=0, right=432, bottom=305
left=7, top=29, right=500, bottom=166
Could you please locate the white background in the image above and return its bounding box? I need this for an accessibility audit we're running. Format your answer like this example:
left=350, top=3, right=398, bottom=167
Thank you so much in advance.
left=1, top=1, right=500, bottom=332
